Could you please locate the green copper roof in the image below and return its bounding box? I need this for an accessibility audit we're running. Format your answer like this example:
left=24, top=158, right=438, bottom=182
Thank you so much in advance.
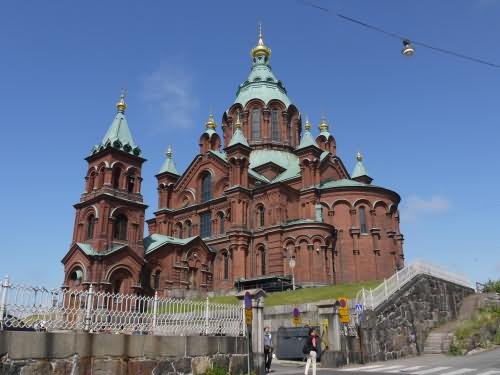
left=296, top=130, right=321, bottom=150
left=351, top=153, right=370, bottom=179
left=208, top=150, right=228, bottom=162
left=235, top=39, right=291, bottom=108
left=158, top=147, right=179, bottom=175
left=90, top=101, right=142, bottom=157
left=228, top=128, right=249, bottom=148
left=319, top=179, right=369, bottom=189
left=144, top=234, right=197, bottom=255
left=249, top=149, right=300, bottom=183
left=76, top=242, right=127, bottom=257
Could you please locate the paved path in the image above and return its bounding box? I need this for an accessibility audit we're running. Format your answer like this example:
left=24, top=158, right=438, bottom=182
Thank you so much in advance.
left=269, top=347, right=500, bottom=375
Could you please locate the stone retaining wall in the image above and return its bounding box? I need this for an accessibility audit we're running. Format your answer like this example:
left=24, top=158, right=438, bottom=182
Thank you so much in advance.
left=0, top=331, right=248, bottom=374
left=359, top=275, right=474, bottom=362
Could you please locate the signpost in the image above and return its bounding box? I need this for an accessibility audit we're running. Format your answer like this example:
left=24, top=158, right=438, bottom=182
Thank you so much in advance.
left=355, top=303, right=363, bottom=314
left=292, top=307, right=301, bottom=326
left=244, top=291, right=252, bottom=375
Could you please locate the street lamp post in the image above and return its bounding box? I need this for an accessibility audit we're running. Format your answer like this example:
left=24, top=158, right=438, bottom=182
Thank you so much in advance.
left=288, top=257, right=296, bottom=291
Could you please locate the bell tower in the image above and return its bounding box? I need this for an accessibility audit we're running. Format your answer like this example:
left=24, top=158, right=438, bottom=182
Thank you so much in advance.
left=62, top=94, right=148, bottom=293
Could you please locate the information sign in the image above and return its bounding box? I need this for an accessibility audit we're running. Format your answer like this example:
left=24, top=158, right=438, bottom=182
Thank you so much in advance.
left=245, top=309, right=253, bottom=325
left=244, top=291, right=252, bottom=310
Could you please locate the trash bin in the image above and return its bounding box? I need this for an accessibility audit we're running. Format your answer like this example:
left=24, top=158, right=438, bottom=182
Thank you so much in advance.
left=275, top=326, right=321, bottom=361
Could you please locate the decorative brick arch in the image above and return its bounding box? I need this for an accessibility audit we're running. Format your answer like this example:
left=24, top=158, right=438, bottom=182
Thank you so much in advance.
left=66, top=263, right=87, bottom=287
left=353, top=198, right=373, bottom=210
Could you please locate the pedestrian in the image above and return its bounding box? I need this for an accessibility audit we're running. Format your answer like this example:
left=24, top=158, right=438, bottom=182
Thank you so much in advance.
left=303, top=328, right=318, bottom=375
left=264, top=326, right=273, bottom=372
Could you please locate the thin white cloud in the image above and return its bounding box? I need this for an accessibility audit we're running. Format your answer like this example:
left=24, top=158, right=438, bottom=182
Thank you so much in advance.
left=142, top=64, right=199, bottom=130
left=401, top=195, right=450, bottom=221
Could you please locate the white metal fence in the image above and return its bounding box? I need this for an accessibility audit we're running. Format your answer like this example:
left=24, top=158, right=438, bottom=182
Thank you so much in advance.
left=355, top=260, right=474, bottom=310
left=0, top=278, right=245, bottom=336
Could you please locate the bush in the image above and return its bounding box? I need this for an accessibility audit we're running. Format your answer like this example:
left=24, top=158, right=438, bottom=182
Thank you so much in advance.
left=205, top=365, right=229, bottom=375
left=482, top=279, right=500, bottom=293
left=450, top=305, right=500, bottom=355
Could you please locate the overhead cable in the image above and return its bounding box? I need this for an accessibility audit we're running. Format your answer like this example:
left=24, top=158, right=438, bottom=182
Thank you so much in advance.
left=299, top=0, right=500, bottom=69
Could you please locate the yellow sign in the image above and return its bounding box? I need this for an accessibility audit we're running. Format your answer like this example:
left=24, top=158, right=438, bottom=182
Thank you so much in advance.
left=245, top=309, right=253, bottom=325
left=292, top=316, right=301, bottom=326
left=339, top=314, right=350, bottom=323
left=338, top=296, right=350, bottom=323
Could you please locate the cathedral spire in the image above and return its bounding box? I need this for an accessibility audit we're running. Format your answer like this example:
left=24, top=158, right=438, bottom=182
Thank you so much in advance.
left=228, top=112, right=249, bottom=147
left=159, top=145, right=179, bottom=175
left=116, top=92, right=127, bottom=114
left=351, top=151, right=373, bottom=184
left=251, top=23, right=271, bottom=60
left=297, top=117, right=320, bottom=150
left=205, top=112, right=216, bottom=130
left=91, top=92, right=141, bottom=157
left=319, top=117, right=330, bottom=134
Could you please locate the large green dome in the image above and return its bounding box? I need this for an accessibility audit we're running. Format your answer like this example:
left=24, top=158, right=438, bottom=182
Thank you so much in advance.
left=234, top=31, right=291, bottom=108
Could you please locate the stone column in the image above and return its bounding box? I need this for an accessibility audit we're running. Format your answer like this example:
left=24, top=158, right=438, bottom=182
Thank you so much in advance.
left=237, top=289, right=267, bottom=375
left=318, top=303, right=345, bottom=367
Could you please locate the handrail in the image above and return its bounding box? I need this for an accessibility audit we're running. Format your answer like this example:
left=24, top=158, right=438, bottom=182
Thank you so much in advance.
left=355, top=260, right=474, bottom=310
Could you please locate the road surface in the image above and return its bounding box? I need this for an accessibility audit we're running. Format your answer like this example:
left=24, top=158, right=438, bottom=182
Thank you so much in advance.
left=269, top=347, right=500, bottom=375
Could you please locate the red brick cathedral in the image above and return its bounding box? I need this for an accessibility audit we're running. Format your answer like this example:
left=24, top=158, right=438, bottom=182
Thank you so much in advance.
left=62, top=32, right=404, bottom=296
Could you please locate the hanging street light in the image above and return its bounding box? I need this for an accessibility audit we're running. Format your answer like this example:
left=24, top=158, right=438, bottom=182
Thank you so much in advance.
left=402, top=39, right=415, bottom=57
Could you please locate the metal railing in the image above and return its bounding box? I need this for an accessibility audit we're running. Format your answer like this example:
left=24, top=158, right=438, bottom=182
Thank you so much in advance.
left=356, top=260, right=474, bottom=310
left=0, top=277, right=245, bottom=336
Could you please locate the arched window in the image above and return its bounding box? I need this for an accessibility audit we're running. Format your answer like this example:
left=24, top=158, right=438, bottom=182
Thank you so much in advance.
left=252, top=108, right=261, bottom=140
left=97, top=167, right=105, bottom=188
left=86, top=214, right=95, bottom=239
left=112, top=167, right=121, bottom=189
left=257, top=206, right=265, bottom=227
left=259, top=247, right=266, bottom=276
left=359, top=206, right=367, bottom=234
left=114, top=214, right=128, bottom=240
left=219, top=213, right=225, bottom=235
left=186, top=220, right=193, bottom=237
left=200, top=211, right=212, bottom=238
left=201, top=172, right=212, bottom=202
left=127, top=173, right=135, bottom=193
left=153, top=270, right=161, bottom=290
left=223, top=252, right=229, bottom=280
left=271, top=109, right=280, bottom=142
left=69, top=268, right=83, bottom=287
left=176, top=222, right=183, bottom=239
left=88, top=172, right=96, bottom=191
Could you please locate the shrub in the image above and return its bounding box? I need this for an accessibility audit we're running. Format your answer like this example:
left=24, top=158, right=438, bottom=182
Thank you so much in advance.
left=206, top=365, right=229, bottom=375
left=482, top=279, right=500, bottom=293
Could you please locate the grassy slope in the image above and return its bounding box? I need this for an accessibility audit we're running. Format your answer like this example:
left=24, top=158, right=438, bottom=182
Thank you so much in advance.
left=450, top=304, right=500, bottom=354
left=209, top=280, right=381, bottom=306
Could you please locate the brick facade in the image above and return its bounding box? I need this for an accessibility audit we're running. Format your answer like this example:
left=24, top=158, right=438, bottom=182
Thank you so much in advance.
left=62, top=36, right=404, bottom=296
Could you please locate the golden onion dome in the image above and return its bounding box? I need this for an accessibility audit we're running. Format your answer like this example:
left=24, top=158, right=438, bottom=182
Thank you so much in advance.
left=205, top=113, right=216, bottom=130
left=304, top=117, right=312, bottom=131
left=234, top=111, right=243, bottom=129
left=251, top=24, right=271, bottom=59
left=319, top=117, right=329, bottom=132
left=116, top=93, right=127, bottom=113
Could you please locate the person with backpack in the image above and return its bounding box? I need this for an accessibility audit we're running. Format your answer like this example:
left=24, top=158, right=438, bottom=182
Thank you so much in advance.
left=303, top=328, right=318, bottom=375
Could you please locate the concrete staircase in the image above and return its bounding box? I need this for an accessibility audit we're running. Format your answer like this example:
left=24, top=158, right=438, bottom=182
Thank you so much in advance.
left=424, top=332, right=453, bottom=354
left=423, top=293, right=485, bottom=354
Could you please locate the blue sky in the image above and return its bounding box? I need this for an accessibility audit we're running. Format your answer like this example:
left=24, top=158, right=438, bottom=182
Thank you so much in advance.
left=1, top=1, right=499, bottom=287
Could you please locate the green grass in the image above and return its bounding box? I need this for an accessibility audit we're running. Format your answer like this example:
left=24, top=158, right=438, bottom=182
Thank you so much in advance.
left=450, top=305, right=500, bottom=355
left=209, top=280, right=381, bottom=307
